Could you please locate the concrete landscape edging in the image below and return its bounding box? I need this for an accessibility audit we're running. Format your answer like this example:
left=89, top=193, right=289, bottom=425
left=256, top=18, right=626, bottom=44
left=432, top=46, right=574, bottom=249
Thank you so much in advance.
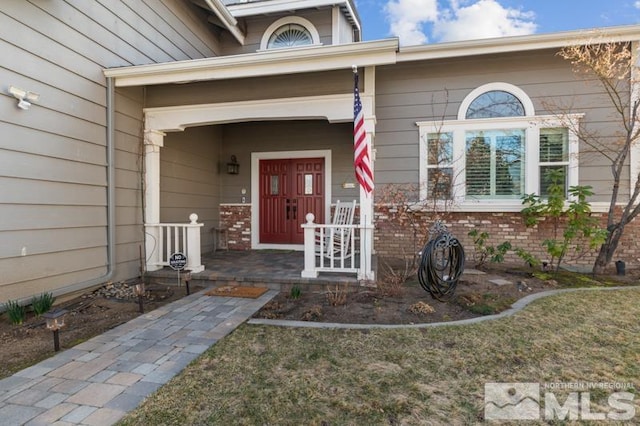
left=247, top=285, right=640, bottom=330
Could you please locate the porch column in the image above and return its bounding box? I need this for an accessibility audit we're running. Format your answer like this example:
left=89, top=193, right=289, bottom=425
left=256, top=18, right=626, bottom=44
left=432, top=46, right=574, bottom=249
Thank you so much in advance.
left=358, top=118, right=376, bottom=281
left=144, top=130, right=165, bottom=272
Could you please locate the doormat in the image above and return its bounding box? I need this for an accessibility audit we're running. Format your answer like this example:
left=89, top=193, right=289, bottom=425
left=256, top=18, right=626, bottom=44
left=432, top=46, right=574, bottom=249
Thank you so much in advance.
left=205, top=286, right=268, bottom=299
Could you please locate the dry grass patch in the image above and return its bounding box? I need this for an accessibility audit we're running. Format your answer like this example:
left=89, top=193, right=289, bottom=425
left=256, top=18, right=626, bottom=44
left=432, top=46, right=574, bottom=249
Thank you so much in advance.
left=119, top=287, right=640, bottom=425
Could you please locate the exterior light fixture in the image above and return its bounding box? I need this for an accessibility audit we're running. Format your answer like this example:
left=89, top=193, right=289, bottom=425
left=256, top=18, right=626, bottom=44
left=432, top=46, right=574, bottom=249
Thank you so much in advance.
left=227, top=155, right=240, bottom=175
left=43, top=309, right=67, bottom=352
left=8, top=86, right=40, bottom=110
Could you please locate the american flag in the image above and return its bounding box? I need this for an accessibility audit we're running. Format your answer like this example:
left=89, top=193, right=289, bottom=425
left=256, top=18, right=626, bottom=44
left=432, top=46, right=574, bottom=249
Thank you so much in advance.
left=353, top=71, right=374, bottom=194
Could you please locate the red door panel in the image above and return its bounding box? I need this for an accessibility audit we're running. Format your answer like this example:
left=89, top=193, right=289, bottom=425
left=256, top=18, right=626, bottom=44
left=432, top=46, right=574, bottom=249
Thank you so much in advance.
left=259, top=158, right=324, bottom=244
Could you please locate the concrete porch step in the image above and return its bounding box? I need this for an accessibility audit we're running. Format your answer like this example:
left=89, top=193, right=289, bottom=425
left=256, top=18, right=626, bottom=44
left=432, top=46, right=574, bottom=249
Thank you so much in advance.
left=146, top=267, right=362, bottom=294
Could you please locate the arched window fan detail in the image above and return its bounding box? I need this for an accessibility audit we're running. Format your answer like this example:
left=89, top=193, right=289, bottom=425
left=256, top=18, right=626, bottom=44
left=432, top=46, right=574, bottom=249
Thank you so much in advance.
left=267, top=24, right=313, bottom=49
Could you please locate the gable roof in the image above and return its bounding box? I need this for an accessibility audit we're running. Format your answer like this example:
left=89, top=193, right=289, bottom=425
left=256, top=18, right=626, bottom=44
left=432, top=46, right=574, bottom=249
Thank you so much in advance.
left=398, top=25, right=640, bottom=63
left=191, top=0, right=246, bottom=45
left=224, top=0, right=361, bottom=40
left=104, top=39, right=397, bottom=87
left=104, top=25, right=640, bottom=87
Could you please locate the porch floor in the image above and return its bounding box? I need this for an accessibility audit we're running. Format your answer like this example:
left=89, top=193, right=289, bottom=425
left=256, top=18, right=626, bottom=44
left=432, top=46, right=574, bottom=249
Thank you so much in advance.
left=148, top=250, right=373, bottom=291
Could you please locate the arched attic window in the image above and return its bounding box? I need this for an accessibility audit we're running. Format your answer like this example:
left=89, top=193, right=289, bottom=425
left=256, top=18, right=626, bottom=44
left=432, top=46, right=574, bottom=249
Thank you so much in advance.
left=268, top=24, right=312, bottom=48
left=260, top=17, right=321, bottom=51
left=458, top=82, right=535, bottom=120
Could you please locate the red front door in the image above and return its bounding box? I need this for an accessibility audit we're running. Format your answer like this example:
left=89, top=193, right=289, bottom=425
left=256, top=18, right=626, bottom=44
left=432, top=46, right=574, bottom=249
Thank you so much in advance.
left=259, top=158, right=325, bottom=244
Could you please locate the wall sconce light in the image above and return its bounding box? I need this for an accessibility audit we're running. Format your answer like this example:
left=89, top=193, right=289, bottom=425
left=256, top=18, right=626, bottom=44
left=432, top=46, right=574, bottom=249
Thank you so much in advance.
left=43, top=309, right=67, bottom=352
left=8, top=86, right=40, bottom=110
left=227, top=155, right=240, bottom=175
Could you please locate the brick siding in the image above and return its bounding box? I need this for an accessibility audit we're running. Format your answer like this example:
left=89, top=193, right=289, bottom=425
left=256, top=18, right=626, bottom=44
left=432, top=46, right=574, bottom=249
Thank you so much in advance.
left=220, top=204, right=251, bottom=250
left=373, top=205, right=640, bottom=271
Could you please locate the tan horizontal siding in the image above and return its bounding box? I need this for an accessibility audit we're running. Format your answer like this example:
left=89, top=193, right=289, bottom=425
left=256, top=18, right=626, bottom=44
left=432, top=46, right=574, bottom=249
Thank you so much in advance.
left=0, top=246, right=107, bottom=286
left=0, top=266, right=107, bottom=301
left=1, top=0, right=219, bottom=301
left=0, top=205, right=107, bottom=232
left=375, top=48, right=631, bottom=202
left=0, top=178, right=105, bottom=206
left=0, top=228, right=106, bottom=260
left=145, top=70, right=353, bottom=107
left=0, top=122, right=106, bottom=165
left=0, top=150, right=106, bottom=186
left=221, top=8, right=333, bottom=55
left=160, top=126, right=221, bottom=251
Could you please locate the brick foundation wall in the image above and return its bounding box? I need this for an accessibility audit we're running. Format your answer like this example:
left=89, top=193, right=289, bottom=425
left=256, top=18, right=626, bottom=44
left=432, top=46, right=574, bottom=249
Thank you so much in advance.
left=220, top=204, right=251, bottom=250
left=374, top=205, right=640, bottom=271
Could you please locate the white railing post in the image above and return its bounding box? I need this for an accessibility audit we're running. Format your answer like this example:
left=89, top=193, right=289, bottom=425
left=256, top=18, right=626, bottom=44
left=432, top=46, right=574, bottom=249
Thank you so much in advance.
left=358, top=223, right=375, bottom=281
left=301, top=213, right=318, bottom=278
left=186, top=213, right=205, bottom=273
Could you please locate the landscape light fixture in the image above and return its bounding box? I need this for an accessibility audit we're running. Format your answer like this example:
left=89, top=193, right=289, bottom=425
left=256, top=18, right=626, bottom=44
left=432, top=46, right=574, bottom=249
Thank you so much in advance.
left=8, top=85, right=40, bottom=110
left=43, top=309, right=67, bottom=352
left=134, top=283, right=145, bottom=313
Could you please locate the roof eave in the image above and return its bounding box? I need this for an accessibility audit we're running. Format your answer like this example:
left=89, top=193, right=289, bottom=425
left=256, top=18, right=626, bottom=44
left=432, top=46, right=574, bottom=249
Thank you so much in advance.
left=204, top=0, right=245, bottom=45
left=103, top=39, right=398, bottom=87
left=228, top=0, right=360, bottom=30
left=398, top=25, right=640, bottom=62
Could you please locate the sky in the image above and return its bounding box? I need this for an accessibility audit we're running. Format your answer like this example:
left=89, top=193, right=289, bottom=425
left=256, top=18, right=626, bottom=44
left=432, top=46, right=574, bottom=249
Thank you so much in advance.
left=355, top=0, right=640, bottom=45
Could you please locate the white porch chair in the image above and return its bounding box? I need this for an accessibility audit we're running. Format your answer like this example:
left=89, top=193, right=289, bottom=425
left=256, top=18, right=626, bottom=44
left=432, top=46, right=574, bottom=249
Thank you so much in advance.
left=316, top=200, right=357, bottom=259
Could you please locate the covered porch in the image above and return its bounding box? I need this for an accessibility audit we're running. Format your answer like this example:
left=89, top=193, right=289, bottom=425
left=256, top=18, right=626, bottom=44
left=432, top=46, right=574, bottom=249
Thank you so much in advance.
left=103, top=42, right=399, bottom=283
left=139, top=77, right=378, bottom=282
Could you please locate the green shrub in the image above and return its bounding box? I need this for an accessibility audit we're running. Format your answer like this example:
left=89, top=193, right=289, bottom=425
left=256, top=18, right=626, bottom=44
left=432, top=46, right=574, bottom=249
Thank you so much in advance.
left=468, top=229, right=512, bottom=268
left=290, top=285, right=302, bottom=300
left=521, top=169, right=607, bottom=272
left=5, top=300, right=26, bottom=325
left=31, top=292, right=56, bottom=317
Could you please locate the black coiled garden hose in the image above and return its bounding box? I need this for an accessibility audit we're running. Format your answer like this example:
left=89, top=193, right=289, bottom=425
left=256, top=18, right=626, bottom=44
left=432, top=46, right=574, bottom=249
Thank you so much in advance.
left=417, top=231, right=465, bottom=301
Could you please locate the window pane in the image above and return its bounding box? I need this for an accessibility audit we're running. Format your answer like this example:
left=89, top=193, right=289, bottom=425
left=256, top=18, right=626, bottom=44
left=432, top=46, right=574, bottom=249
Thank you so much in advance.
left=495, top=135, right=524, bottom=196
left=540, top=166, right=567, bottom=197
left=466, top=136, right=492, bottom=196
left=540, top=128, right=568, bottom=162
left=427, top=168, right=453, bottom=199
left=465, top=130, right=525, bottom=199
left=304, top=174, right=313, bottom=195
left=270, top=175, right=279, bottom=195
left=268, top=24, right=312, bottom=48
left=427, top=133, right=453, bottom=165
left=466, top=90, right=525, bottom=119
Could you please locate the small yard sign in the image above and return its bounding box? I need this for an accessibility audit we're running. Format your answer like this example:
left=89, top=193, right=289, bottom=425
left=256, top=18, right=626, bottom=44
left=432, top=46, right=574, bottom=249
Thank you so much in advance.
left=169, top=252, right=187, bottom=271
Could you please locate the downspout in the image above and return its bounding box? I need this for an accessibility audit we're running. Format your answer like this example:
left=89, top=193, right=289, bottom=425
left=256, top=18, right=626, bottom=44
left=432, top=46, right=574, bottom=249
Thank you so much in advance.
left=50, top=77, right=116, bottom=297
left=0, top=79, right=116, bottom=312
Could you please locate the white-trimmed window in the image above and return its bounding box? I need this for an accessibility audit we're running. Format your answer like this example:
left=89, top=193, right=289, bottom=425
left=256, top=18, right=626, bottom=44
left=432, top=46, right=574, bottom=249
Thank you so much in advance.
left=418, top=83, right=581, bottom=210
left=260, top=17, right=321, bottom=51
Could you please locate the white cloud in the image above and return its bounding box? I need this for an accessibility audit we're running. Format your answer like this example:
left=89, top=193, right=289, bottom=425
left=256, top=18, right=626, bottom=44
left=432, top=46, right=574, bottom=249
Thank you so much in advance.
left=384, top=0, right=438, bottom=45
left=635, top=1, right=640, bottom=9
left=434, top=0, right=537, bottom=42
left=384, top=0, right=537, bottom=45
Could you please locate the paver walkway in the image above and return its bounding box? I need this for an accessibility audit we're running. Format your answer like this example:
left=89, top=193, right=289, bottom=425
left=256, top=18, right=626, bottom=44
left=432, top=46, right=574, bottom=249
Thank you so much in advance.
left=0, top=288, right=277, bottom=426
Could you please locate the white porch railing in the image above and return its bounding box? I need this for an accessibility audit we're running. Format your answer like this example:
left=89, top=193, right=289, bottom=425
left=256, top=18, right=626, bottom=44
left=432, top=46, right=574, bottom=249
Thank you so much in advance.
left=301, top=213, right=374, bottom=280
left=145, top=213, right=204, bottom=273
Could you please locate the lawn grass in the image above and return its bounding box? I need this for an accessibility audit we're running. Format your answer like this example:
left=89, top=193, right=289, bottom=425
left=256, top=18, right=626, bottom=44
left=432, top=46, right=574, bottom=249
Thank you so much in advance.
left=119, top=287, right=640, bottom=425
